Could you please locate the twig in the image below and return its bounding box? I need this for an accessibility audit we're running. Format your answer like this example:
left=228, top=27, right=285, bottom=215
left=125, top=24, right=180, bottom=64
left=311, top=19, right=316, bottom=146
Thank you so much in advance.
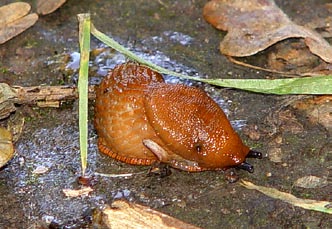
left=0, top=84, right=96, bottom=120
left=12, top=85, right=96, bottom=105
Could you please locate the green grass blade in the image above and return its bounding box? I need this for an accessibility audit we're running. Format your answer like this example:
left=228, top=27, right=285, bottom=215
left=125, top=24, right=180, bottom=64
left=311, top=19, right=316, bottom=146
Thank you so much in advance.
left=203, top=76, right=332, bottom=95
left=90, top=23, right=199, bottom=81
left=77, top=13, right=91, bottom=177
left=241, top=180, right=332, bottom=214
left=91, top=23, right=332, bottom=95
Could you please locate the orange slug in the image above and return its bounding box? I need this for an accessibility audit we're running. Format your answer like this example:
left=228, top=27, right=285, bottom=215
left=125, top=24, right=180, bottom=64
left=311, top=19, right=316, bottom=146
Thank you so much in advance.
left=94, top=63, right=261, bottom=172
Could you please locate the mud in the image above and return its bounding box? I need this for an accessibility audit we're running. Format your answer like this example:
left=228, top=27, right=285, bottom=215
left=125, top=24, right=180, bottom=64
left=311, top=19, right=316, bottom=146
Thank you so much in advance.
left=0, top=0, right=331, bottom=228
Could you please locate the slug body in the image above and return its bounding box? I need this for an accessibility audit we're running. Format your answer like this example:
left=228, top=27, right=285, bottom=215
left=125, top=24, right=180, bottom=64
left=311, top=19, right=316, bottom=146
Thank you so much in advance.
left=95, top=63, right=259, bottom=172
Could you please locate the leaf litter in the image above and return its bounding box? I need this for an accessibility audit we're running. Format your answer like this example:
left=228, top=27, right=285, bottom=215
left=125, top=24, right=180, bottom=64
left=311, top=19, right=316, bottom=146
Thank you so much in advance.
left=0, top=127, right=14, bottom=168
left=203, top=0, right=332, bottom=64
left=0, top=2, right=38, bottom=44
left=0, top=0, right=68, bottom=44
left=36, top=0, right=68, bottom=15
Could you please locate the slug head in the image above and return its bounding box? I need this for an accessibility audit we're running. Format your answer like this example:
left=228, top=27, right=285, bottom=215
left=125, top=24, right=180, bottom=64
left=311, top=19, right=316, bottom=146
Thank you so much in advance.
left=144, top=84, right=253, bottom=170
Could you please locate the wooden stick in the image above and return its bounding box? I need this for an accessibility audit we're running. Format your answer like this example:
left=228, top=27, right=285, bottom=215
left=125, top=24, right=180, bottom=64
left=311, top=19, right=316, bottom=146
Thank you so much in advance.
left=0, top=83, right=96, bottom=119
left=12, top=85, right=96, bottom=104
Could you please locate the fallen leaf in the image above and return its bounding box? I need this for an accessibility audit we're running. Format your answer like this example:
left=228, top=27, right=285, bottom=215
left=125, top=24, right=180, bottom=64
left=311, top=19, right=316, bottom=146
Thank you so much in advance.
left=296, top=3, right=332, bottom=38
left=267, top=40, right=322, bottom=73
left=37, top=0, right=67, bottom=15
left=93, top=200, right=201, bottom=229
left=278, top=110, right=304, bottom=134
left=203, top=0, right=332, bottom=63
left=307, top=102, right=332, bottom=129
left=267, top=146, right=283, bottom=163
left=0, top=2, right=30, bottom=25
left=7, top=112, right=25, bottom=142
left=0, top=127, right=14, bottom=168
left=32, top=165, right=49, bottom=174
left=62, top=187, right=93, bottom=197
left=0, top=3, right=38, bottom=44
left=294, top=175, right=328, bottom=189
left=292, top=96, right=332, bottom=130
left=240, top=180, right=332, bottom=214
left=0, top=83, right=17, bottom=120
left=242, top=124, right=261, bottom=141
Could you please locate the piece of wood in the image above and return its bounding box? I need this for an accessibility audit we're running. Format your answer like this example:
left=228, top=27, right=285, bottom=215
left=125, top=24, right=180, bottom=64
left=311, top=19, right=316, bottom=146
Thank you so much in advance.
left=93, top=200, right=201, bottom=229
left=13, top=85, right=96, bottom=104
left=0, top=84, right=96, bottom=120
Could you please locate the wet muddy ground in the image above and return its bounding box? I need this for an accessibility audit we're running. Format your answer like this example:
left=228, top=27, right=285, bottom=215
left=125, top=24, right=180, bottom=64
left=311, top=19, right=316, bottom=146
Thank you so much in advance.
left=0, top=0, right=331, bottom=228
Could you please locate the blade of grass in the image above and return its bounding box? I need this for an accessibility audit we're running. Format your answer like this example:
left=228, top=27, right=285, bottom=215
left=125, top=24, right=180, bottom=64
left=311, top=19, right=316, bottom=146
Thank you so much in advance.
left=241, top=180, right=332, bottom=214
left=91, top=23, right=332, bottom=95
left=90, top=23, right=204, bottom=82
left=202, top=76, right=332, bottom=95
left=77, top=13, right=90, bottom=177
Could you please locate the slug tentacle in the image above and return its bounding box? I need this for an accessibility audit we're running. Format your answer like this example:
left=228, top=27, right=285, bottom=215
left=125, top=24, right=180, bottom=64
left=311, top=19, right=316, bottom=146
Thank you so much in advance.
left=246, top=150, right=263, bottom=159
left=94, top=63, right=261, bottom=172
left=236, top=161, right=254, bottom=173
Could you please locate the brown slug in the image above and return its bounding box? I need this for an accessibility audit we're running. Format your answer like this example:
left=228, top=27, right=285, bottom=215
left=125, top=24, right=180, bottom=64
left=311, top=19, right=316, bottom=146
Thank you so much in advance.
left=94, top=63, right=261, bottom=172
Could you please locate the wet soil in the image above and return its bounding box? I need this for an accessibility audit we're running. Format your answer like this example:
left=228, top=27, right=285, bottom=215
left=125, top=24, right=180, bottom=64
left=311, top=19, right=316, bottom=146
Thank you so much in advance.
left=0, top=0, right=331, bottom=228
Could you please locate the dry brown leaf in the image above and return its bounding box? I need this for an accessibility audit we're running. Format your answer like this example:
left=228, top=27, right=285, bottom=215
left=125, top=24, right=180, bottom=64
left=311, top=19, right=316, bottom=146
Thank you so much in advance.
left=0, top=3, right=38, bottom=44
left=267, top=136, right=283, bottom=163
left=278, top=110, right=304, bottom=134
left=0, top=127, right=14, bottom=168
left=0, top=2, right=31, bottom=25
left=267, top=40, right=322, bottom=73
left=7, top=112, right=25, bottom=142
left=0, top=83, right=17, bottom=120
left=294, top=175, right=328, bottom=189
left=62, top=187, right=93, bottom=197
left=32, top=165, right=49, bottom=174
left=203, top=0, right=332, bottom=63
left=306, top=17, right=332, bottom=38
left=94, top=200, right=201, bottom=229
left=37, top=0, right=67, bottom=15
left=242, top=124, right=261, bottom=141
left=267, top=146, right=283, bottom=163
left=292, top=96, right=332, bottom=130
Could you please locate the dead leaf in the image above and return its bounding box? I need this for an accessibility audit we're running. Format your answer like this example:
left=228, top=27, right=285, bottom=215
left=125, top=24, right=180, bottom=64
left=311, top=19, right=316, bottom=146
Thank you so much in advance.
left=93, top=200, right=201, bottom=229
left=267, top=40, right=322, bottom=73
left=7, top=112, right=25, bottom=142
left=267, top=146, right=283, bottom=163
left=0, top=3, right=38, bottom=44
left=0, top=127, right=14, bottom=168
left=292, top=96, right=332, bottom=130
left=278, top=110, right=304, bottom=134
left=267, top=135, right=283, bottom=163
left=62, top=187, right=93, bottom=197
left=242, top=124, right=261, bottom=141
left=0, top=83, right=17, bottom=120
left=32, top=165, right=49, bottom=174
left=37, top=0, right=67, bottom=15
left=296, top=3, right=332, bottom=38
left=203, top=0, right=332, bottom=63
left=294, top=175, right=328, bottom=189
left=0, top=2, right=30, bottom=25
